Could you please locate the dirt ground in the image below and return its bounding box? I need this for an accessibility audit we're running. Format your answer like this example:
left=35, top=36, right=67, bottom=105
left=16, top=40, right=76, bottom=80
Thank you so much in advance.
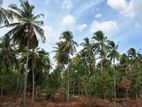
left=0, top=95, right=142, bottom=107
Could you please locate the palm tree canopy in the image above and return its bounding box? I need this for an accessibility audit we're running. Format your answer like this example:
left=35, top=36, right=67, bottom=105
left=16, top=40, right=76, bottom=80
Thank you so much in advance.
left=60, top=31, right=78, bottom=56
left=53, top=41, right=68, bottom=68
left=93, top=31, right=107, bottom=41
left=2, top=1, right=45, bottom=49
left=0, top=7, right=12, bottom=25
left=80, top=37, right=95, bottom=63
left=92, top=31, right=109, bottom=57
left=127, top=48, right=136, bottom=58
left=0, top=35, right=17, bottom=68
left=107, top=40, right=120, bottom=62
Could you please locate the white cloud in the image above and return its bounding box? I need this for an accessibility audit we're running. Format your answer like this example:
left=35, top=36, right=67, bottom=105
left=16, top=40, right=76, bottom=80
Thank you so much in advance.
left=107, top=0, right=142, bottom=19
left=62, top=14, right=75, bottom=30
left=74, top=0, right=104, bottom=16
left=107, top=0, right=133, bottom=18
left=77, top=24, right=87, bottom=31
left=42, top=25, right=59, bottom=45
left=90, top=20, right=118, bottom=33
left=61, top=0, right=73, bottom=10
left=95, top=13, right=102, bottom=18
left=132, top=0, right=142, bottom=18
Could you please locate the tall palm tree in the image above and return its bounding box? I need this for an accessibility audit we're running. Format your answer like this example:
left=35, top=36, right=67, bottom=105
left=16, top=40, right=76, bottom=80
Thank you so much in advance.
left=2, top=1, right=45, bottom=105
left=107, top=40, right=120, bottom=100
left=80, top=37, right=96, bottom=96
left=127, top=48, right=139, bottom=98
left=59, top=31, right=78, bottom=101
left=21, top=48, right=51, bottom=98
left=119, top=53, right=131, bottom=98
left=0, top=35, right=17, bottom=96
left=92, top=31, right=109, bottom=72
left=81, top=37, right=95, bottom=75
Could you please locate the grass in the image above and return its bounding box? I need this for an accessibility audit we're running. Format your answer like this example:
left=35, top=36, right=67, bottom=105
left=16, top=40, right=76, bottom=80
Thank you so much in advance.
left=0, top=95, right=142, bottom=107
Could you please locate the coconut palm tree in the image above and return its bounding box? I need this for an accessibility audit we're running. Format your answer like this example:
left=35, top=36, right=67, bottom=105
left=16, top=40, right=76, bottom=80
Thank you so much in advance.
left=27, top=46, right=46, bottom=102
left=2, top=1, right=45, bottom=105
left=127, top=48, right=141, bottom=98
left=21, top=48, right=51, bottom=98
left=81, top=37, right=95, bottom=75
left=92, top=31, right=109, bottom=72
left=0, top=35, right=17, bottom=96
left=119, top=53, right=131, bottom=98
left=107, top=40, right=120, bottom=100
left=80, top=37, right=96, bottom=96
left=58, top=31, right=78, bottom=101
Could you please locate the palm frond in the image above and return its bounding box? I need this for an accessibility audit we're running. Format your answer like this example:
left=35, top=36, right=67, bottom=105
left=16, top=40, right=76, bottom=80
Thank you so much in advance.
left=34, top=25, right=45, bottom=42
left=32, top=14, right=44, bottom=20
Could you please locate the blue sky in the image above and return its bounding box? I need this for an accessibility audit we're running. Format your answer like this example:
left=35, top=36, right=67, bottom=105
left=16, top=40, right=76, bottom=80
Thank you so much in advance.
left=1, top=0, right=142, bottom=55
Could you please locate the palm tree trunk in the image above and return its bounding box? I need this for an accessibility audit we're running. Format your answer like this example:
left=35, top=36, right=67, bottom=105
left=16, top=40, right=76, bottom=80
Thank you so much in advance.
left=67, top=58, right=70, bottom=102
left=16, top=77, right=20, bottom=91
left=32, top=66, right=35, bottom=103
left=67, top=69, right=70, bottom=102
left=86, top=61, right=89, bottom=97
left=0, top=71, right=4, bottom=96
left=23, top=37, right=29, bottom=107
left=20, top=74, right=23, bottom=94
left=113, top=75, right=116, bottom=100
left=32, top=70, right=35, bottom=103
left=113, top=59, right=117, bottom=100
left=1, top=64, right=7, bottom=96
left=85, top=79, right=88, bottom=97
left=73, top=80, right=75, bottom=95
left=32, top=48, right=35, bottom=103
left=0, top=63, right=4, bottom=96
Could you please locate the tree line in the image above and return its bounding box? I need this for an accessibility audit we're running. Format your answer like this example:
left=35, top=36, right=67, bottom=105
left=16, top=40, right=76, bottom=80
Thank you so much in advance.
left=0, top=1, right=142, bottom=107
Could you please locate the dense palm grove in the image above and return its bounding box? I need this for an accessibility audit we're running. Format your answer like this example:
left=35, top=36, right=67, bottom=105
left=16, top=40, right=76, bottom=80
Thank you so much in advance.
left=0, top=1, right=142, bottom=107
